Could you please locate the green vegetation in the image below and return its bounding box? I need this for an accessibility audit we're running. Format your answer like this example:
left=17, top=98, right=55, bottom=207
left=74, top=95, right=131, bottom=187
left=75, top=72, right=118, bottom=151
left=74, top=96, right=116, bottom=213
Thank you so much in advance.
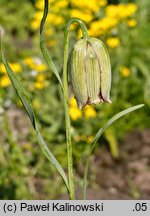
left=0, top=0, right=149, bottom=199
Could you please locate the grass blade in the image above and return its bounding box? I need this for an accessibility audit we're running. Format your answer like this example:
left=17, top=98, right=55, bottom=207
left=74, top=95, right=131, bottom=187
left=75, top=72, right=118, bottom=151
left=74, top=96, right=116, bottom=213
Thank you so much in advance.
left=83, top=104, right=144, bottom=199
left=0, top=41, right=69, bottom=191
left=40, top=0, right=63, bottom=90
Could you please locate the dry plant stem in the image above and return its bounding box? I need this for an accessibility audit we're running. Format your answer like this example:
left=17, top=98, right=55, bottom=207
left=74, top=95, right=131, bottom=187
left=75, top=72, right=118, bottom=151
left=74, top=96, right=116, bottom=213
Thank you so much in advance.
left=63, top=18, right=88, bottom=200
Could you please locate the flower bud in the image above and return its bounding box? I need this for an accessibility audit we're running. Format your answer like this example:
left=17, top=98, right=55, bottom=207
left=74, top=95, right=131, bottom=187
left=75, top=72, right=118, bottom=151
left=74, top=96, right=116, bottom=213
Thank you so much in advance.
left=68, top=37, right=111, bottom=109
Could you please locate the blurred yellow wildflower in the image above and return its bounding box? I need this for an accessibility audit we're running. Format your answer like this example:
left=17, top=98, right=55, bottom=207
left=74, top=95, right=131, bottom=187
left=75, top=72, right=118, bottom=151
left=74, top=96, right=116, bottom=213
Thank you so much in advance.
left=69, top=97, right=77, bottom=107
left=35, top=64, right=47, bottom=72
left=126, top=3, right=138, bottom=16
left=70, top=9, right=93, bottom=23
left=89, top=17, right=118, bottom=36
left=9, top=63, right=22, bottom=73
left=0, top=75, right=11, bottom=88
left=69, top=97, right=82, bottom=121
left=34, top=11, right=43, bottom=21
left=98, top=0, right=107, bottom=7
left=83, top=105, right=97, bottom=119
left=31, top=19, right=40, bottom=30
left=46, top=14, right=65, bottom=26
left=69, top=107, right=82, bottom=121
left=0, top=64, right=6, bottom=74
left=106, top=3, right=137, bottom=20
left=36, top=74, right=46, bottom=82
left=106, top=37, right=120, bottom=48
left=127, top=19, right=137, bottom=28
left=120, top=66, right=131, bottom=77
left=34, top=82, right=45, bottom=90
left=24, top=57, right=35, bottom=67
left=0, top=63, right=22, bottom=74
left=53, top=0, right=69, bottom=12
left=44, top=28, right=54, bottom=36
left=24, top=57, right=47, bottom=72
left=70, top=0, right=99, bottom=12
left=69, top=97, right=97, bottom=120
left=35, top=0, right=44, bottom=10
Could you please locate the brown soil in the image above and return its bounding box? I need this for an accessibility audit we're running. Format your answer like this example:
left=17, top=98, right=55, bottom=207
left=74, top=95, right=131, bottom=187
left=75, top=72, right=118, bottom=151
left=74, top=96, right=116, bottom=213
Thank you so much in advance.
left=83, top=129, right=150, bottom=199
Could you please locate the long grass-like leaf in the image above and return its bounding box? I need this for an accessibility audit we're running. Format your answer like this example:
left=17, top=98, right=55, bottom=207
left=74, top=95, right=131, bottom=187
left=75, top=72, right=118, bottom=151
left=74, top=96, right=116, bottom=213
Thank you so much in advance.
left=0, top=41, right=69, bottom=191
left=40, top=0, right=63, bottom=90
left=91, top=104, right=144, bottom=153
left=83, top=104, right=144, bottom=199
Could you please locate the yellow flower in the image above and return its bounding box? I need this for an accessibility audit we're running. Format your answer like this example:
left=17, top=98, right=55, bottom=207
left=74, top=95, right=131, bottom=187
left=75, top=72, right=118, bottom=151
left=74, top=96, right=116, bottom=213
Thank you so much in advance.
left=69, top=97, right=82, bottom=121
left=35, top=64, right=47, bottom=72
left=24, top=57, right=36, bottom=70
left=31, top=19, right=40, bottom=30
left=127, top=19, right=137, bottom=28
left=120, top=66, right=131, bottom=77
left=106, top=3, right=137, bottom=20
left=106, top=5, right=120, bottom=18
left=44, top=28, right=54, bottom=36
left=89, top=17, right=118, bottom=37
left=83, top=105, right=97, bottom=119
left=36, top=74, right=46, bottom=82
left=35, top=0, right=44, bottom=10
left=34, top=11, right=43, bottom=21
left=46, top=14, right=65, bottom=26
left=126, top=3, right=138, bottom=16
left=69, top=97, right=77, bottom=107
left=52, top=0, right=69, bottom=12
left=69, top=107, right=82, bottom=121
left=9, top=63, right=22, bottom=73
left=70, top=9, right=93, bottom=23
left=0, top=63, right=22, bottom=74
left=34, top=82, right=45, bottom=90
left=24, top=57, right=34, bottom=66
left=98, top=0, right=107, bottom=7
left=70, top=0, right=99, bottom=12
left=0, top=64, right=6, bottom=74
left=0, top=75, right=11, bottom=87
left=106, top=37, right=120, bottom=48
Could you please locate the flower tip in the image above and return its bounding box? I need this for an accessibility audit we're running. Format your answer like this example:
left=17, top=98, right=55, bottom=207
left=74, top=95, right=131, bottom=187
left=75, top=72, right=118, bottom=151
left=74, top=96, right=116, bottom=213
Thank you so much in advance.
left=78, top=104, right=83, bottom=110
left=107, top=98, right=112, bottom=103
left=78, top=103, right=86, bottom=110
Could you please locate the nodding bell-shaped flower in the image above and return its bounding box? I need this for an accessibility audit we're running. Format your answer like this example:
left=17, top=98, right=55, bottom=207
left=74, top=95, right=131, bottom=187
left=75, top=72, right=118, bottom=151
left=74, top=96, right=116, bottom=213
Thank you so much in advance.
left=68, top=37, right=111, bottom=109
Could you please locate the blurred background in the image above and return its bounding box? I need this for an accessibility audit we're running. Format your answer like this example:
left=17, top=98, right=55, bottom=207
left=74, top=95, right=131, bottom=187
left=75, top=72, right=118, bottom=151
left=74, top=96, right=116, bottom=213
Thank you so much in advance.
left=0, top=0, right=150, bottom=199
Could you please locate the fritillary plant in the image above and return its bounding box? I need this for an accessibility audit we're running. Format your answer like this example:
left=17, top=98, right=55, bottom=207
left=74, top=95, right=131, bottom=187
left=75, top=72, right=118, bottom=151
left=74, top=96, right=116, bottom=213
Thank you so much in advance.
left=0, top=0, right=144, bottom=200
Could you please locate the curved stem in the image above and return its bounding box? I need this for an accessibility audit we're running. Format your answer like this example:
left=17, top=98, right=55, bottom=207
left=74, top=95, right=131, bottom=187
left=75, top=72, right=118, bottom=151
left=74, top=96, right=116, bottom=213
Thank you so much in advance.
left=63, top=18, right=88, bottom=200
left=64, top=17, right=88, bottom=40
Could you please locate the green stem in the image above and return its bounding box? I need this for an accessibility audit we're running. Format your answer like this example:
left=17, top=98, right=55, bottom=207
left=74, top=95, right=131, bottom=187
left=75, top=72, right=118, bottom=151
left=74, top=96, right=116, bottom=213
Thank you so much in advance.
left=63, top=17, right=88, bottom=200
left=83, top=154, right=90, bottom=200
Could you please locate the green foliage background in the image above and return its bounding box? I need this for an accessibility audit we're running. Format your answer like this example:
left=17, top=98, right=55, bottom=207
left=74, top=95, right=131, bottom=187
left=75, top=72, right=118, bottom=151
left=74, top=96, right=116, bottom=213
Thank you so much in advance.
left=0, top=0, right=150, bottom=199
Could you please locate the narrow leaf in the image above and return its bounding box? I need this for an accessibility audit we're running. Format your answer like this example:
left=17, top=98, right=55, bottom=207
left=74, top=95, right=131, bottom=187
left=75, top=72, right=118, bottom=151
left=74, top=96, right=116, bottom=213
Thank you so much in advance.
left=90, top=104, right=144, bottom=153
left=1, top=49, right=36, bottom=129
left=40, top=0, right=63, bottom=90
left=0, top=41, right=69, bottom=191
left=83, top=104, right=144, bottom=199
